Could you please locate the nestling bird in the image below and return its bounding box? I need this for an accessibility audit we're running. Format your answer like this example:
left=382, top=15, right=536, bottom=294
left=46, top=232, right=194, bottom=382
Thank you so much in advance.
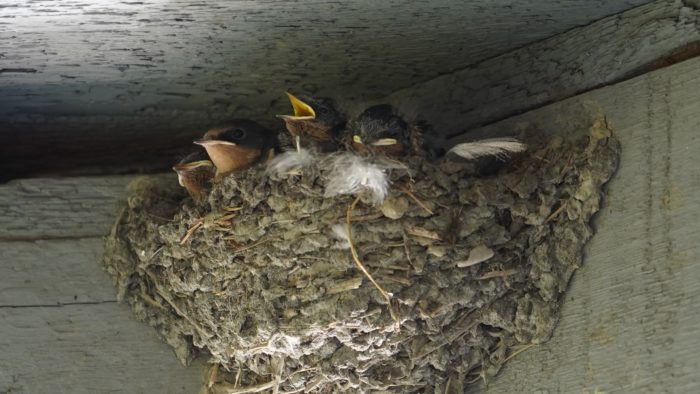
left=194, top=119, right=279, bottom=179
left=172, top=149, right=215, bottom=202
left=325, top=104, right=527, bottom=204
left=347, top=104, right=420, bottom=157
left=277, top=92, right=346, bottom=151
left=347, top=104, right=526, bottom=160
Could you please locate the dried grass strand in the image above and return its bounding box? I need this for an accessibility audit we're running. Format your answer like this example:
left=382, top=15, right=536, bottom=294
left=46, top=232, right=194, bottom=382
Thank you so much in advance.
left=345, top=195, right=399, bottom=324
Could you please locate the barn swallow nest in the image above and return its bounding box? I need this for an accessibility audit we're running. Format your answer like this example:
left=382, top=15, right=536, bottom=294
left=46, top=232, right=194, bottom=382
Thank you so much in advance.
left=104, top=124, right=619, bottom=393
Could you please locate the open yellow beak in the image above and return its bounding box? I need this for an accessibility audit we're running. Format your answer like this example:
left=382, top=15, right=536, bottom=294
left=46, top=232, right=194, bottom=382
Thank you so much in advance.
left=280, top=92, right=316, bottom=120
left=352, top=135, right=363, bottom=144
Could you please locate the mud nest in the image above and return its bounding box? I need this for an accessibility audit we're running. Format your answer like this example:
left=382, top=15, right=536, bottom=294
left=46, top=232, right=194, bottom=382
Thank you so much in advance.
left=104, top=124, right=619, bottom=393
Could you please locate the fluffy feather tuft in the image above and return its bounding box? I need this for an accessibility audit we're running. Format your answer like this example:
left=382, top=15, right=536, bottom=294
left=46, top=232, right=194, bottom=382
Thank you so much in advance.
left=447, top=138, right=527, bottom=160
left=330, top=223, right=351, bottom=250
left=323, top=153, right=400, bottom=204
left=265, top=147, right=316, bottom=177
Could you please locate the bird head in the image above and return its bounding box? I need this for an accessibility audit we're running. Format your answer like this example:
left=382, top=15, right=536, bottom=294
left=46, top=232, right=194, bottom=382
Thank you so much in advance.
left=277, top=92, right=345, bottom=146
left=348, top=104, right=409, bottom=157
left=194, top=119, right=278, bottom=178
left=172, top=149, right=215, bottom=201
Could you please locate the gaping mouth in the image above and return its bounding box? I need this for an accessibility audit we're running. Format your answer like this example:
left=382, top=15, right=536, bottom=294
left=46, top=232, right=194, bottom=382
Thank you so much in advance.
left=172, top=160, right=214, bottom=172
left=172, top=160, right=214, bottom=186
left=278, top=92, right=315, bottom=120
left=353, top=135, right=398, bottom=146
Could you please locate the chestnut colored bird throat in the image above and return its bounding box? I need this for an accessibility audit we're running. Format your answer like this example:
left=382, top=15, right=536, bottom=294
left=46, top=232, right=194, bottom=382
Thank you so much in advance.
left=195, top=122, right=278, bottom=179
left=200, top=141, right=262, bottom=178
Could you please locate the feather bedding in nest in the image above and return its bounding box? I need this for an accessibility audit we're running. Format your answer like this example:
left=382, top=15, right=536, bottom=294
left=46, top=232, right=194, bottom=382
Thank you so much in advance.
left=104, top=124, right=619, bottom=393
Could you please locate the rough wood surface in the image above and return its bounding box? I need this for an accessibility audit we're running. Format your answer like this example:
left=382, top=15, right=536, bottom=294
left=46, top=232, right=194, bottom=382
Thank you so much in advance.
left=0, top=175, right=201, bottom=393
left=0, top=239, right=115, bottom=306
left=0, top=0, right=654, bottom=180
left=464, top=57, right=700, bottom=393
left=0, top=0, right=650, bottom=117
left=384, top=0, right=700, bottom=135
left=0, top=305, right=203, bottom=394
left=0, top=175, right=138, bottom=240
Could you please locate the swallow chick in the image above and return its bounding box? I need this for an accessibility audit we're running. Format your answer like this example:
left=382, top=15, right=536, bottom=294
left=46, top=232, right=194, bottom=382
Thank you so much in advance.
left=277, top=92, right=346, bottom=151
left=172, top=149, right=215, bottom=202
left=347, top=104, right=416, bottom=158
left=348, top=104, right=527, bottom=161
left=328, top=104, right=527, bottom=205
left=194, top=119, right=279, bottom=179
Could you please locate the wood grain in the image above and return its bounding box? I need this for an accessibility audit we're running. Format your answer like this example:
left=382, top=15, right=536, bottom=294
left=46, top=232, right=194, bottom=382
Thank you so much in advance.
left=0, top=305, right=203, bottom=394
left=0, top=239, right=115, bottom=306
left=384, top=0, right=700, bottom=136
left=0, top=175, right=137, bottom=239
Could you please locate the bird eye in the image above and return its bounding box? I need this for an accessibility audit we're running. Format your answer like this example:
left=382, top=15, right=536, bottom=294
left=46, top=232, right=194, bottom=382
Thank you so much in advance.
left=318, top=107, right=329, bottom=114
left=230, top=128, right=245, bottom=139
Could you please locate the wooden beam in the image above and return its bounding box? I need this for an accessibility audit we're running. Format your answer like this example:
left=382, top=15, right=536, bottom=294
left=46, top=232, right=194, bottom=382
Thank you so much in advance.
left=0, top=239, right=115, bottom=306
left=0, top=0, right=652, bottom=119
left=0, top=172, right=202, bottom=392
left=468, top=57, right=700, bottom=392
left=0, top=176, right=136, bottom=240
left=383, top=0, right=700, bottom=135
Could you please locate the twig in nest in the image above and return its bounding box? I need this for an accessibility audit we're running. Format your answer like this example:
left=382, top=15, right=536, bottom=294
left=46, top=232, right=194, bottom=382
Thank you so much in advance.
left=502, top=342, right=537, bottom=364
left=544, top=201, right=567, bottom=224
left=557, top=152, right=575, bottom=182
left=346, top=195, right=399, bottom=324
left=138, top=291, right=166, bottom=310
left=204, top=364, right=219, bottom=388
left=212, top=379, right=277, bottom=394
left=405, top=226, right=443, bottom=241
left=477, top=269, right=518, bottom=280
left=180, top=221, right=203, bottom=245
left=210, top=367, right=319, bottom=394
left=398, top=185, right=434, bottom=215
left=465, top=370, right=486, bottom=385
left=180, top=209, right=242, bottom=245
left=349, top=212, right=384, bottom=222
left=226, top=236, right=278, bottom=253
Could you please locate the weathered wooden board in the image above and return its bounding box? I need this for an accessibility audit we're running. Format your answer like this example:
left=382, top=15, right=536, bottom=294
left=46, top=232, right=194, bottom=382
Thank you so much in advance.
left=0, top=239, right=115, bottom=306
left=0, top=173, right=203, bottom=393
left=468, top=57, right=700, bottom=393
left=0, top=0, right=661, bottom=180
left=385, top=0, right=700, bottom=135
left=0, top=305, right=203, bottom=394
left=0, top=175, right=139, bottom=240
left=0, top=0, right=651, bottom=118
